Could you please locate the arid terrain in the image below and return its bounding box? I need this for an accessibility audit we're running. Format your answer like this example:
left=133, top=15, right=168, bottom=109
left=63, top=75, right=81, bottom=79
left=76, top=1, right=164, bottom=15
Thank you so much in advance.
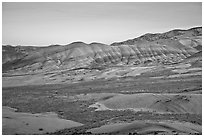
left=2, top=27, right=202, bottom=135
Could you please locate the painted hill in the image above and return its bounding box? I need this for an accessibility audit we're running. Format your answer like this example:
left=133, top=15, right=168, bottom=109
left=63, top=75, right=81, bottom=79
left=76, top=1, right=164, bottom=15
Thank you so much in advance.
left=2, top=27, right=202, bottom=73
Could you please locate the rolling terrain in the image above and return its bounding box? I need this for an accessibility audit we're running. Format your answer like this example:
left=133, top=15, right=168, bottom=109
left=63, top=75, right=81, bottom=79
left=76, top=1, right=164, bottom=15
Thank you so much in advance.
left=2, top=27, right=202, bottom=135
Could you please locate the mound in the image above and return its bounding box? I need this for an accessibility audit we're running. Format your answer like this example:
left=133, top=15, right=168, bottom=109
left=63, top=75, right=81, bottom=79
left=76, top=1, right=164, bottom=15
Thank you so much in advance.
left=87, top=120, right=201, bottom=135
left=2, top=106, right=83, bottom=135
left=90, top=93, right=201, bottom=114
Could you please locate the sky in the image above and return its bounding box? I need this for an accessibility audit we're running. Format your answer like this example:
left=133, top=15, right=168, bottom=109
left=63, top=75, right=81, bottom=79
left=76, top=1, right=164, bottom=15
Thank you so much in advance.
left=2, top=2, right=202, bottom=46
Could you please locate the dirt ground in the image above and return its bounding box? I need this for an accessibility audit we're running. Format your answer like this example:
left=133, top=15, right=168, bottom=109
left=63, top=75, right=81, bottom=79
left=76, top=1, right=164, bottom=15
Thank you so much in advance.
left=2, top=64, right=202, bottom=135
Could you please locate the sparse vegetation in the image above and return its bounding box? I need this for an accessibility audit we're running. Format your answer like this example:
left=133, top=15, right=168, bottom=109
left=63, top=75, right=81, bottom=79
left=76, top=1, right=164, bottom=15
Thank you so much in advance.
left=2, top=27, right=202, bottom=135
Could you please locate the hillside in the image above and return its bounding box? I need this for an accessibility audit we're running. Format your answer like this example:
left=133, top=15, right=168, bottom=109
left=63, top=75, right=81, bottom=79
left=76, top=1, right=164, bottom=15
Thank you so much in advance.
left=3, top=27, right=202, bottom=135
left=2, top=27, right=202, bottom=74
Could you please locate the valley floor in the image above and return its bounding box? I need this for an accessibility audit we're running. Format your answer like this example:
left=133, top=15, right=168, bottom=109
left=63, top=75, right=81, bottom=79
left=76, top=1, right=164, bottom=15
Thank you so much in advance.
left=2, top=63, right=202, bottom=135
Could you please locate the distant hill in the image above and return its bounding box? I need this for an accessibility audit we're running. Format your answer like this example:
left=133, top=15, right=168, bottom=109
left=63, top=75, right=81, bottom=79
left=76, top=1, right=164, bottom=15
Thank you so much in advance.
left=2, top=27, right=202, bottom=73
left=111, top=27, right=201, bottom=46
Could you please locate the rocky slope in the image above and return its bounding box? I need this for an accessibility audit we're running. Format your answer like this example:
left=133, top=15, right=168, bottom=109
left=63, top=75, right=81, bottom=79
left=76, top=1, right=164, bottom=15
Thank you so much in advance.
left=2, top=27, right=202, bottom=74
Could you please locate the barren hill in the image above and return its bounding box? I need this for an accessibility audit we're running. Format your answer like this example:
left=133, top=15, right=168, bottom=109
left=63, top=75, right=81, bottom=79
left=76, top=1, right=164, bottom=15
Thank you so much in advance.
left=3, top=27, right=202, bottom=75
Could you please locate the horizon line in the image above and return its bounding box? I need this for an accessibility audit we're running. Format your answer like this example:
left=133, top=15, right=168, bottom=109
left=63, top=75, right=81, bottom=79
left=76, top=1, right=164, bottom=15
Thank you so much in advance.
left=3, top=26, right=201, bottom=47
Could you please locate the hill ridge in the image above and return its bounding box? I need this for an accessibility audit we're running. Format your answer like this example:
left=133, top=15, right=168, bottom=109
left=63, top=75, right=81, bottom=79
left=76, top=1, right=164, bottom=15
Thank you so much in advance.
left=2, top=27, right=202, bottom=73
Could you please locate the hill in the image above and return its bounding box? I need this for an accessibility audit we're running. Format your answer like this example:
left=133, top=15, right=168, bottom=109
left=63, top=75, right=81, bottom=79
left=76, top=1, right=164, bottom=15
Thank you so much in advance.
left=2, top=27, right=202, bottom=74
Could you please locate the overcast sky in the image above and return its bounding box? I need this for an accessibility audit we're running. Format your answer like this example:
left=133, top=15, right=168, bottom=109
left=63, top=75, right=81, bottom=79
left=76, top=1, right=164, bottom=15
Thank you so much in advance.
left=2, top=2, right=202, bottom=46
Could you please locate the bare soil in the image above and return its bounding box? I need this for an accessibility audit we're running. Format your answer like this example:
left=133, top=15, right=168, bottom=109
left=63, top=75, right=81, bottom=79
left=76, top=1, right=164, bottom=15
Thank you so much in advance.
left=2, top=63, right=202, bottom=135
